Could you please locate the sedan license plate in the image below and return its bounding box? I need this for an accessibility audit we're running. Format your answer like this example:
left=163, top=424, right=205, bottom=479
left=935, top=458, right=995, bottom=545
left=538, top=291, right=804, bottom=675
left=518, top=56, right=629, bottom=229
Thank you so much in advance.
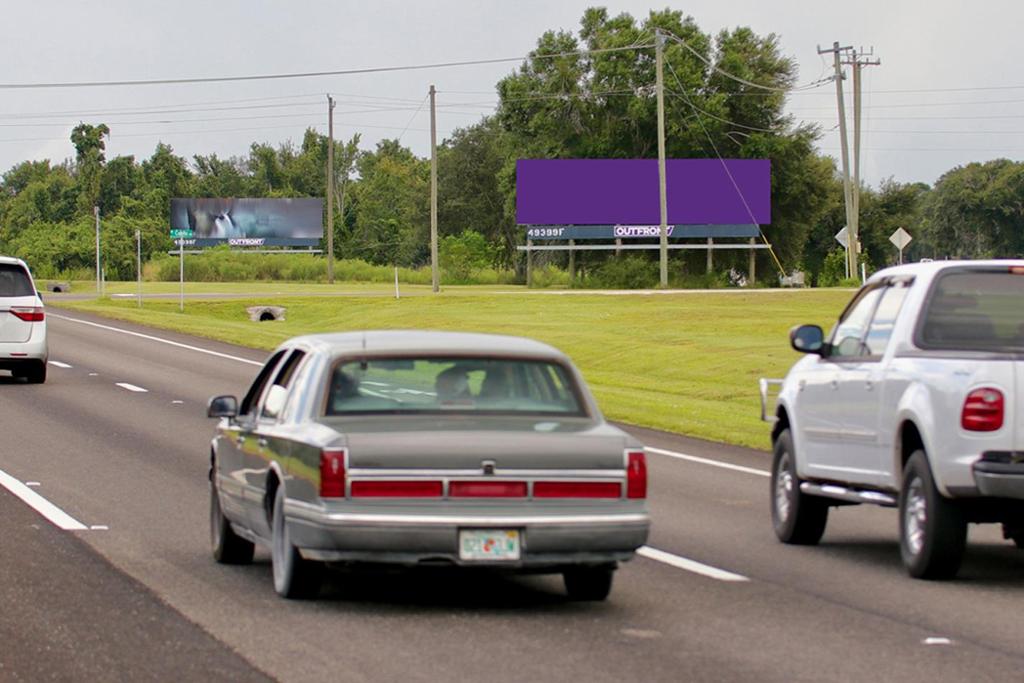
left=458, top=529, right=521, bottom=561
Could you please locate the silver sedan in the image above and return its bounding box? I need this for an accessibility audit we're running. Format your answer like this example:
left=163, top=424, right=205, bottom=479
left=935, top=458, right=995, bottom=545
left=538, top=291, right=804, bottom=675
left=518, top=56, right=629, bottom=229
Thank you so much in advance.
left=207, top=330, right=650, bottom=601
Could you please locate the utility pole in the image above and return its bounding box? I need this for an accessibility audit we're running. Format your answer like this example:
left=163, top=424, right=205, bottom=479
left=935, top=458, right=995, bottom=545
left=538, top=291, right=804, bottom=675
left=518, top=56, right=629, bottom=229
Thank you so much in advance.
left=818, top=42, right=856, bottom=280
left=655, top=29, right=669, bottom=288
left=845, top=48, right=880, bottom=280
left=94, top=206, right=101, bottom=297
left=136, top=229, right=142, bottom=308
left=326, top=95, right=336, bottom=284
left=429, top=84, right=439, bottom=293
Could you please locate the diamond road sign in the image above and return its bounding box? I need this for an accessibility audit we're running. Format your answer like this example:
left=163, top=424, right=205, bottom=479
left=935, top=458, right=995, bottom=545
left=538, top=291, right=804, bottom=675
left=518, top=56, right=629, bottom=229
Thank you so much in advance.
left=889, top=227, right=912, bottom=250
left=835, top=226, right=849, bottom=248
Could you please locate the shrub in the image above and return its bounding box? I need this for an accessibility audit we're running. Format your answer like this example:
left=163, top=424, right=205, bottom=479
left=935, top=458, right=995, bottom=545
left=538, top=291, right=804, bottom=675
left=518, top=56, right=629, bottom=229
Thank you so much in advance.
left=586, top=254, right=659, bottom=289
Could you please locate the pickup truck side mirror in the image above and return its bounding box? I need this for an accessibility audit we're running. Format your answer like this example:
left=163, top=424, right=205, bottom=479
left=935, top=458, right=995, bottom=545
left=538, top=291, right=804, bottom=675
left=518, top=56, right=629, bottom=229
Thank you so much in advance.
left=790, top=324, right=825, bottom=355
left=207, top=395, right=239, bottom=418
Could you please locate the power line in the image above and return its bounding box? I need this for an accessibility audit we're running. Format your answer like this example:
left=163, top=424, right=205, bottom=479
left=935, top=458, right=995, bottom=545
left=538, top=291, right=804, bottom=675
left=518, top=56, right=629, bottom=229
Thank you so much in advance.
left=0, top=44, right=653, bottom=90
left=660, top=30, right=832, bottom=93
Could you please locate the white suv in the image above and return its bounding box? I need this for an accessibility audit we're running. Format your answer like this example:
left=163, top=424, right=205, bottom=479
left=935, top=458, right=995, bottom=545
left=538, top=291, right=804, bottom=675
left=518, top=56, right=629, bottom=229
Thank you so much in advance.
left=0, top=256, right=48, bottom=383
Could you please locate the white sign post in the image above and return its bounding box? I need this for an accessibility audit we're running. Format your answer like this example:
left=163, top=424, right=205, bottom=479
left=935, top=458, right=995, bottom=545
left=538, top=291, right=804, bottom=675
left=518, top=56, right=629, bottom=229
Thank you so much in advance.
left=889, top=227, right=913, bottom=265
left=835, top=226, right=850, bottom=278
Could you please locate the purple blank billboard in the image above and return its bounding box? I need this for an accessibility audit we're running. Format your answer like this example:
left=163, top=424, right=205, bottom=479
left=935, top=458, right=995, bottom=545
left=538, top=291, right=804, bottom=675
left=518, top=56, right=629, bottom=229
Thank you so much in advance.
left=515, top=159, right=770, bottom=225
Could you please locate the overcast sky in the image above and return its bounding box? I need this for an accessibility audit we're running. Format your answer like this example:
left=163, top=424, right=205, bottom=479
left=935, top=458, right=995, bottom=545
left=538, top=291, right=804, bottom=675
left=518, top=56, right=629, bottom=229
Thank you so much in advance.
left=1, top=0, right=1021, bottom=189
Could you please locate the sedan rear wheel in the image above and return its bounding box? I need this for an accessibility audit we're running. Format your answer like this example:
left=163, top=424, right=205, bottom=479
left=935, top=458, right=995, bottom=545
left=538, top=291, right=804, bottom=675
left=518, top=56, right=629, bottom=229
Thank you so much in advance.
left=563, top=565, right=615, bottom=601
left=770, top=429, right=828, bottom=545
left=210, top=478, right=254, bottom=564
left=271, top=485, right=322, bottom=599
left=899, top=450, right=966, bottom=579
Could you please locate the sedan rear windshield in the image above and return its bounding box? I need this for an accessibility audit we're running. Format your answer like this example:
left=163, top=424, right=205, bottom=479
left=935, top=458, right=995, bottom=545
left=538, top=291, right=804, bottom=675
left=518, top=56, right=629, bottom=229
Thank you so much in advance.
left=0, top=264, right=33, bottom=297
left=917, top=268, right=1024, bottom=351
left=326, top=357, right=585, bottom=416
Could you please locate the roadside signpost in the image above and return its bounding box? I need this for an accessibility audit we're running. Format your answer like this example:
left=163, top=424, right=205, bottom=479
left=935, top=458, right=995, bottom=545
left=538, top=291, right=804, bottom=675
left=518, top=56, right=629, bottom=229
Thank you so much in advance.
left=834, top=226, right=850, bottom=278
left=889, top=227, right=912, bottom=265
left=170, top=229, right=191, bottom=312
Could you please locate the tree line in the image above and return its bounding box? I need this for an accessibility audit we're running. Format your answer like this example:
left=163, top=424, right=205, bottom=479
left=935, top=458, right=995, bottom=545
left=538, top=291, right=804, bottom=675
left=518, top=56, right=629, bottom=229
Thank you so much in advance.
left=1, top=7, right=1021, bottom=285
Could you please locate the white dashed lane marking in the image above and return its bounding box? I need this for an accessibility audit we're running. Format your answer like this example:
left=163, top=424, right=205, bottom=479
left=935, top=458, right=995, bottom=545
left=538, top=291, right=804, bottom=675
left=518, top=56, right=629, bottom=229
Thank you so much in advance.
left=645, top=446, right=770, bottom=478
left=638, top=546, right=750, bottom=582
left=115, top=382, right=148, bottom=393
left=0, top=469, right=88, bottom=531
left=48, top=361, right=72, bottom=368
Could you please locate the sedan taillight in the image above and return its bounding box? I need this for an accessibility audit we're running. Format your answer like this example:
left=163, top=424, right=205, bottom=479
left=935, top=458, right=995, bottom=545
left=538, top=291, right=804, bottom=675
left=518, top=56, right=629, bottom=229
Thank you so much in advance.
left=961, top=388, right=1004, bottom=432
left=10, top=306, right=44, bottom=322
left=320, top=448, right=347, bottom=497
left=626, top=450, right=647, bottom=499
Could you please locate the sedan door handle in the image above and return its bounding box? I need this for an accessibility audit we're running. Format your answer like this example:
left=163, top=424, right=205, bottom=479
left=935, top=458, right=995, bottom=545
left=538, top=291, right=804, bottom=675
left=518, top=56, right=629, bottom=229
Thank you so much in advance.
left=830, top=379, right=839, bottom=390
left=865, top=380, right=874, bottom=391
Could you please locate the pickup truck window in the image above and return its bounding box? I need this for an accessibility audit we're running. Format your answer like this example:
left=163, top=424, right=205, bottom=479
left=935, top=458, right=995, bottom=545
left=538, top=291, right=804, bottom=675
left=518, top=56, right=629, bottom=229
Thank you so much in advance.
left=865, top=283, right=911, bottom=355
left=829, top=287, right=883, bottom=358
left=918, top=270, right=1024, bottom=351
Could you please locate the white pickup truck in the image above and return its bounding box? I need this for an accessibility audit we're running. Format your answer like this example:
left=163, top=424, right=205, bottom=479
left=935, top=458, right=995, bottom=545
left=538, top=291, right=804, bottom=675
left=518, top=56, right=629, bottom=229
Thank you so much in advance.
left=762, top=260, right=1024, bottom=579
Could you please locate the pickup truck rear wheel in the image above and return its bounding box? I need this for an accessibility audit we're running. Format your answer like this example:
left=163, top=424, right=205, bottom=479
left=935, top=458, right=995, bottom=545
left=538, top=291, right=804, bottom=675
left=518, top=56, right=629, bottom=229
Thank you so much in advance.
left=899, top=451, right=967, bottom=579
left=771, top=429, right=828, bottom=545
left=271, top=485, right=323, bottom=599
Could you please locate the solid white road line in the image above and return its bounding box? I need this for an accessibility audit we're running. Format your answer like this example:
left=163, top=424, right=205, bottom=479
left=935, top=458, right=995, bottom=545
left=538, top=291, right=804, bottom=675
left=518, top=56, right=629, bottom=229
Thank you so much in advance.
left=116, top=382, right=148, bottom=393
left=645, top=446, right=770, bottom=478
left=48, top=360, right=72, bottom=368
left=49, top=313, right=263, bottom=366
left=0, top=469, right=88, bottom=530
left=638, top=546, right=750, bottom=582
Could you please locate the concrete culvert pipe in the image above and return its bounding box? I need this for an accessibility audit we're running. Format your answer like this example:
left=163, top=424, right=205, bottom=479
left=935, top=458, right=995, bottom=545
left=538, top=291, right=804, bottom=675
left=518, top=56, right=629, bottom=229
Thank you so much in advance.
left=47, top=282, right=71, bottom=293
left=247, top=306, right=286, bottom=322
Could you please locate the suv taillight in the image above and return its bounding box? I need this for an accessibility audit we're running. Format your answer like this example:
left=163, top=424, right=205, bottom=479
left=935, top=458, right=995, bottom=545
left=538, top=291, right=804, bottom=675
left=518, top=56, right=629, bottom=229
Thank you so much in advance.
left=10, top=306, right=44, bottom=322
left=961, top=388, right=1004, bottom=432
left=626, top=450, right=647, bottom=499
left=320, top=448, right=347, bottom=497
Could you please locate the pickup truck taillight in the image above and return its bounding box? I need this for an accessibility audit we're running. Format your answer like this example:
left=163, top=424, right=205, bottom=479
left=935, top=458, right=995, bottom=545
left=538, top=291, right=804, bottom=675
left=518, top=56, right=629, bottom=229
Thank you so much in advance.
left=961, top=388, right=1004, bottom=432
left=10, top=306, right=44, bottom=322
left=320, top=448, right=347, bottom=497
left=626, top=450, right=647, bottom=499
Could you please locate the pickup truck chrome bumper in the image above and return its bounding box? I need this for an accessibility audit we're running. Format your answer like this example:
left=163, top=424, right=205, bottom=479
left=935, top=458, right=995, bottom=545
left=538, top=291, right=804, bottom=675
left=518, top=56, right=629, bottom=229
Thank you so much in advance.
left=973, top=454, right=1024, bottom=500
left=283, top=499, right=650, bottom=568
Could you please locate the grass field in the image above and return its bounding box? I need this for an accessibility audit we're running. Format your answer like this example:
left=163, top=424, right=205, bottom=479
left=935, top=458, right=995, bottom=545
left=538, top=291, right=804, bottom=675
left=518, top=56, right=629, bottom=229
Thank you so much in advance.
left=56, top=286, right=853, bottom=450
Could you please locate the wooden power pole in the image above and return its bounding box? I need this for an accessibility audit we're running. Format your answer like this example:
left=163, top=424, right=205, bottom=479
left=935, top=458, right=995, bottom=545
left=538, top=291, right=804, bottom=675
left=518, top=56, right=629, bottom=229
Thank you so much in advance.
left=845, top=48, right=880, bottom=281
left=429, top=85, right=439, bottom=293
left=819, top=42, right=856, bottom=280
left=326, top=95, right=336, bottom=284
left=655, top=30, right=669, bottom=288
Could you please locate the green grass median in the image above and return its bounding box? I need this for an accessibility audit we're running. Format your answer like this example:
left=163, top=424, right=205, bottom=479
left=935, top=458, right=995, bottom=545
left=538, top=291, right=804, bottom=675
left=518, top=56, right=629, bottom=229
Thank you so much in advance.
left=57, top=286, right=850, bottom=450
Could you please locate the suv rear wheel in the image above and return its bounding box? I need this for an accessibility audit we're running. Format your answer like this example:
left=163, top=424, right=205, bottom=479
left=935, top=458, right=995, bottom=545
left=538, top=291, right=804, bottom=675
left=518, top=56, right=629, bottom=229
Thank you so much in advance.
left=771, top=429, right=828, bottom=545
left=899, top=450, right=967, bottom=579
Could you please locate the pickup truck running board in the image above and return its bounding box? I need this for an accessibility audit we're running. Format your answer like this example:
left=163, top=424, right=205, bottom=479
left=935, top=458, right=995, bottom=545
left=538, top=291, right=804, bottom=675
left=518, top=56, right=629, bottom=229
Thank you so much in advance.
left=800, top=482, right=898, bottom=507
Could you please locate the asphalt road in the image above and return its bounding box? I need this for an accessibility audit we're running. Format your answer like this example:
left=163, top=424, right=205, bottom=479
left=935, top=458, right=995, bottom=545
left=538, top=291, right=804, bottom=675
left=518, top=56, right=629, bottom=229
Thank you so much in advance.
left=1, top=308, right=1023, bottom=682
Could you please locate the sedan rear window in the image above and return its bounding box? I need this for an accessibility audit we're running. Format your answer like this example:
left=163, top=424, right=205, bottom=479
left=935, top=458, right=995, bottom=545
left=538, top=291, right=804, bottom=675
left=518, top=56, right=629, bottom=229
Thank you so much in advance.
left=0, top=264, right=34, bottom=297
left=326, top=357, right=585, bottom=416
left=918, top=269, right=1024, bottom=351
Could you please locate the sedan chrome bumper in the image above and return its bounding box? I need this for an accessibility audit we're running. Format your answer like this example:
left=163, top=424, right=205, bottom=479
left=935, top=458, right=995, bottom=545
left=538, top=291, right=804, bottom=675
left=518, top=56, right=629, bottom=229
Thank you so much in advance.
left=284, top=499, right=650, bottom=568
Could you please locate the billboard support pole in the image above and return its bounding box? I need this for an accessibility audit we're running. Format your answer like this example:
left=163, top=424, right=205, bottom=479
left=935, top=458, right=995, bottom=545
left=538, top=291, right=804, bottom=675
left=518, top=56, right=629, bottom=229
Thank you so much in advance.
left=327, top=95, right=336, bottom=284
left=136, top=230, right=142, bottom=308
left=429, top=85, right=439, bottom=293
left=94, top=206, right=101, bottom=297
left=179, top=240, right=184, bottom=313
left=655, top=30, right=669, bottom=288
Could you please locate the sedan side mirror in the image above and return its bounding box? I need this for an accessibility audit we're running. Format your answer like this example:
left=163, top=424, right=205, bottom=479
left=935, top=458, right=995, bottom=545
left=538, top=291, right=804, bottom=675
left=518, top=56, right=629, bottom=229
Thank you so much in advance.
left=207, top=395, right=239, bottom=418
left=790, top=324, right=825, bottom=355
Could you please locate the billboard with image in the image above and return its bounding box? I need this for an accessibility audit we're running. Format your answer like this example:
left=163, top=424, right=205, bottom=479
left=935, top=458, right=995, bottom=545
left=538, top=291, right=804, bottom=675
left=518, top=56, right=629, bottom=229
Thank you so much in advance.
left=170, top=198, right=323, bottom=247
